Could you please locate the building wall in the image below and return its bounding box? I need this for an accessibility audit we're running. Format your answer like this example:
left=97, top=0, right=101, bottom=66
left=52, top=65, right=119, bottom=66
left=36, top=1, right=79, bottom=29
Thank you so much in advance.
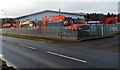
left=17, top=12, right=85, bottom=21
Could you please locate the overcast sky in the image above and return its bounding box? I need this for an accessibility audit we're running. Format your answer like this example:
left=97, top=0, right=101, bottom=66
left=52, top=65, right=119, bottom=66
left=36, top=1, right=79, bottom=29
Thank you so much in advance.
left=0, top=0, right=119, bottom=18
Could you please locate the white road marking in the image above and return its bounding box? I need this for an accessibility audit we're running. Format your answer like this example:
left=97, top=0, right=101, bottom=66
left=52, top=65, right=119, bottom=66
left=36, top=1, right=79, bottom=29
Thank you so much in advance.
left=47, top=51, right=87, bottom=63
left=19, top=44, right=36, bottom=50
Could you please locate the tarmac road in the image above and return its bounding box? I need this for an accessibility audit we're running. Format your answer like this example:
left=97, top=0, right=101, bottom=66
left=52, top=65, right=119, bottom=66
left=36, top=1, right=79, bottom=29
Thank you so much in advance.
left=1, top=36, right=118, bottom=68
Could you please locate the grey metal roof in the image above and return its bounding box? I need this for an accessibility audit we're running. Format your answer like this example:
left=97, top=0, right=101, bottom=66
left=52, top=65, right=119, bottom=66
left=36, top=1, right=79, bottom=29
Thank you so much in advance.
left=16, top=10, right=87, bottom=19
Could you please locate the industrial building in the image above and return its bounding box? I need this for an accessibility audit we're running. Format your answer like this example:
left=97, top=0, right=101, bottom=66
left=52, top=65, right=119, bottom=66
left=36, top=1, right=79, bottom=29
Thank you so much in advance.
left=16, top=10, right=86, bottom=21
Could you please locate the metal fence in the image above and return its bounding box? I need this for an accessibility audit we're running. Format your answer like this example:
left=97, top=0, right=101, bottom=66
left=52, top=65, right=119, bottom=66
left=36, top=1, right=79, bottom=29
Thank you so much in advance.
left=77, top=24, right=120, bottom=39
left=2, top=24, right=120, bottom=40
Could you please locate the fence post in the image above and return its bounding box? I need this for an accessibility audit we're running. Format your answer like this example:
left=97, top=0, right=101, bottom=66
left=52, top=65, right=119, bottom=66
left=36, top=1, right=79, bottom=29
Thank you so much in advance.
left=101, top=25, right=104, bottom=36
left=76, top=27, right=79, bottom=40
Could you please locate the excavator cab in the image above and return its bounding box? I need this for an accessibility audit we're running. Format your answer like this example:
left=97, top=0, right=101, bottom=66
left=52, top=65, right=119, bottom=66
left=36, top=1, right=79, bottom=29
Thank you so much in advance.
left=63, top=17, right=73, bottom=26
left=63, top=18, right=85, bottom=26
left=68, top=18, right=84, bottom=24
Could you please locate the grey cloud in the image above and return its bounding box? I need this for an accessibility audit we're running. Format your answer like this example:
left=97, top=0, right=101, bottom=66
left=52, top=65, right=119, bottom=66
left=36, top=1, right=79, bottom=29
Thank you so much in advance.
left=7, top=2, right=118, bottom=18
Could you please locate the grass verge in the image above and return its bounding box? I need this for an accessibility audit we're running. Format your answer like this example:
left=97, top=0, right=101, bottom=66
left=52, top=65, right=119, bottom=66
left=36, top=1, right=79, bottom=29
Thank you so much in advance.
left=1, top=33, right=79, bottom=42
left=1, top=33, right=115, bottom=42
left=113, top=32, right=120, bottom=35
left=1, top=33, right=53, bottom=43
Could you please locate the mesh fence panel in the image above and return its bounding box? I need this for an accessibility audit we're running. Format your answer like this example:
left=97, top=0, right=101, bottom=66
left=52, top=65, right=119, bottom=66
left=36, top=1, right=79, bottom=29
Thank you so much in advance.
left=1, top=24, right=120, bottom=40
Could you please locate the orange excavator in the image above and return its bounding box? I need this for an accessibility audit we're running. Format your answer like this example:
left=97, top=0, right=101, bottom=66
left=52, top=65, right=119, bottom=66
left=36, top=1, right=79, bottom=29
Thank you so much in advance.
left=18, top=20, right=39, bottom=29
left=2, top=23, right=11, bottom=28
left=2, top=21, right=34, bottom=29
left=41, top=15, right=66, bottom=27
left=104, top=17, right=118, bottom=24
left=19, top=21, right=33, bottom=28
left=41, top=15, right=89, bottom=31
left=7, top=15, right=89, bottom=31
left=2, top=23, right=17, bottom=29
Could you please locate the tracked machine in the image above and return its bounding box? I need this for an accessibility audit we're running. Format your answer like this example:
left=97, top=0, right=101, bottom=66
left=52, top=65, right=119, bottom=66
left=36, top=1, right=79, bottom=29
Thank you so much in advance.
left=40, top=15, right=89, bottom=31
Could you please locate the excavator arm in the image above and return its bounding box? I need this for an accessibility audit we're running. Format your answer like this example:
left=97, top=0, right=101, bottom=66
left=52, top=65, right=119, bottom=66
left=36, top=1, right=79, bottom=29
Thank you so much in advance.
left=41, top=15, right=66, bottom=27
left=19, top=21, right=35, bottom=28
left=105, top=17, right=118, bottom=24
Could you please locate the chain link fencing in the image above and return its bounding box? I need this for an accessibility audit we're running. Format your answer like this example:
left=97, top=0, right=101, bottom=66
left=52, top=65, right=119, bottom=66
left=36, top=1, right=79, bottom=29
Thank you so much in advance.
left=1, top=24, right=120, bottom=40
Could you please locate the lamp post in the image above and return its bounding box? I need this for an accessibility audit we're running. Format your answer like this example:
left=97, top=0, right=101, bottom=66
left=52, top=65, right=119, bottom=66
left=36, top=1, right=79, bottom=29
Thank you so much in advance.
left=1, top=10, right=7, bottom=18
left=1, top=10, right=7, bottom=24
left=59, top=9, right=61, bottom=16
